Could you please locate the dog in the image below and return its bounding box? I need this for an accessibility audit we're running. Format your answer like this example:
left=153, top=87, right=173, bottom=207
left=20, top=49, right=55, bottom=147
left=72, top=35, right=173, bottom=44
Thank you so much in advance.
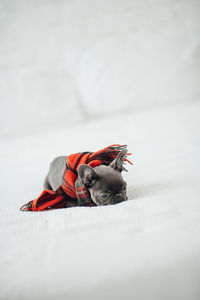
left=44, top=149, right=128, bottom=206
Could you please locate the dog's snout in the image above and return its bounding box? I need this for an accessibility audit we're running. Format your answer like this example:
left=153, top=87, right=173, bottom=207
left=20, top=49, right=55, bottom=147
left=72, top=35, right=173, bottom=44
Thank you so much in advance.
left=114, top=195, right=125, bottom=204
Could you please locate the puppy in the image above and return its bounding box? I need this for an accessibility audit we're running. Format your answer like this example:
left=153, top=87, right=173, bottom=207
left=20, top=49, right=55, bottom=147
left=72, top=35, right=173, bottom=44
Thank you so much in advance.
left=44, top=149, right=128, bottom=206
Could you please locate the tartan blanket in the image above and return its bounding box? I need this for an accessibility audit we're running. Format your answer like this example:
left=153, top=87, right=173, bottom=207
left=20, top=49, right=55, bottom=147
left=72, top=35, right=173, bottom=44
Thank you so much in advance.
left=20, top=144, right=132, bottom=211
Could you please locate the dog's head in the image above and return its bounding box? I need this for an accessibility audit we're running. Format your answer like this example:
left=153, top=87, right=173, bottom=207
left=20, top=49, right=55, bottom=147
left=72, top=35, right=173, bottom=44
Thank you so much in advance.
left=78, top=150, right=128, bottom=206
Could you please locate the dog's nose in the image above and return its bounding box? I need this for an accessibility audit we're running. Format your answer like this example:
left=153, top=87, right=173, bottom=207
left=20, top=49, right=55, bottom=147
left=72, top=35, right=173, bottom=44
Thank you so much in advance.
left=114, top=195, right=125, bottom=204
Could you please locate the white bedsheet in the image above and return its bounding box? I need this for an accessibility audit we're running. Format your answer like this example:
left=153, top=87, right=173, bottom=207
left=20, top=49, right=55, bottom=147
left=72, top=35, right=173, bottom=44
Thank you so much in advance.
left=0, top=100, right=200, bottom=300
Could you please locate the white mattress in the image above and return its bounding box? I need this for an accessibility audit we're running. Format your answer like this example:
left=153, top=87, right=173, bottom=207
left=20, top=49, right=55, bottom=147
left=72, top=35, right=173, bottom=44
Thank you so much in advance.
left=1, top=100, right=200, bottom=300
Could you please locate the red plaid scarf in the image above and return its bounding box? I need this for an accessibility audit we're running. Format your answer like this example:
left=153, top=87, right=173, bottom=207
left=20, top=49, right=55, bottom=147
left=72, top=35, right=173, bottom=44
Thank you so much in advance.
left=20, top=144, right=132, bottom=211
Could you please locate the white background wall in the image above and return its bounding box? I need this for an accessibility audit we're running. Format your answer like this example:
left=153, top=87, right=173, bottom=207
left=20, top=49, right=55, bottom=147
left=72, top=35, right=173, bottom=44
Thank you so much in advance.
left=0, top=0, right=200, bottom=136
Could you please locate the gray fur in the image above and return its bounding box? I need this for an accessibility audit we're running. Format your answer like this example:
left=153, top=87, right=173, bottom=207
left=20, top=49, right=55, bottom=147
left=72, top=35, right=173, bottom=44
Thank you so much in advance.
left=44, top=156, right=67, bottom=190
left=44, top=150, right=128, bottom=206
left=85, top=165, right=127, bottom=206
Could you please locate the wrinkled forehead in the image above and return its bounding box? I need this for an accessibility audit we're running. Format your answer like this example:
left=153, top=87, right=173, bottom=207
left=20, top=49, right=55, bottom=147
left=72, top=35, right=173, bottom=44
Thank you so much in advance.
left=93, top=166, right=126, bottom=192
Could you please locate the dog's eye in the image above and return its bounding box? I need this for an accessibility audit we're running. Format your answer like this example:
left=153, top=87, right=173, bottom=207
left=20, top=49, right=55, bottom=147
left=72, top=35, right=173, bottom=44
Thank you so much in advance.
left=100, top=193, right=109, bottom=199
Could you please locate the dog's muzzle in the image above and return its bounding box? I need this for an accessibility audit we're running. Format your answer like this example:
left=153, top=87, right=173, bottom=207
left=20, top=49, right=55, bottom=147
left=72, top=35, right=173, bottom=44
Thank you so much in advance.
left=113, top=195, right=125, bottom=204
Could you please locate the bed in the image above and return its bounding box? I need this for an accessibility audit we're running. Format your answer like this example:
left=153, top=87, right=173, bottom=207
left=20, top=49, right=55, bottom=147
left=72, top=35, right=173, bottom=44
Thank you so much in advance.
left=0, top=0, right=200, bottom=299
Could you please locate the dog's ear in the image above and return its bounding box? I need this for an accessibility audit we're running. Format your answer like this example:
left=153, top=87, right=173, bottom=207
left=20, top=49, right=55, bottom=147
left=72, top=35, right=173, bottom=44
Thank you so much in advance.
left=109, top=149, right=127, bottom=173
left=78, top=164, right=99, bottom=188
